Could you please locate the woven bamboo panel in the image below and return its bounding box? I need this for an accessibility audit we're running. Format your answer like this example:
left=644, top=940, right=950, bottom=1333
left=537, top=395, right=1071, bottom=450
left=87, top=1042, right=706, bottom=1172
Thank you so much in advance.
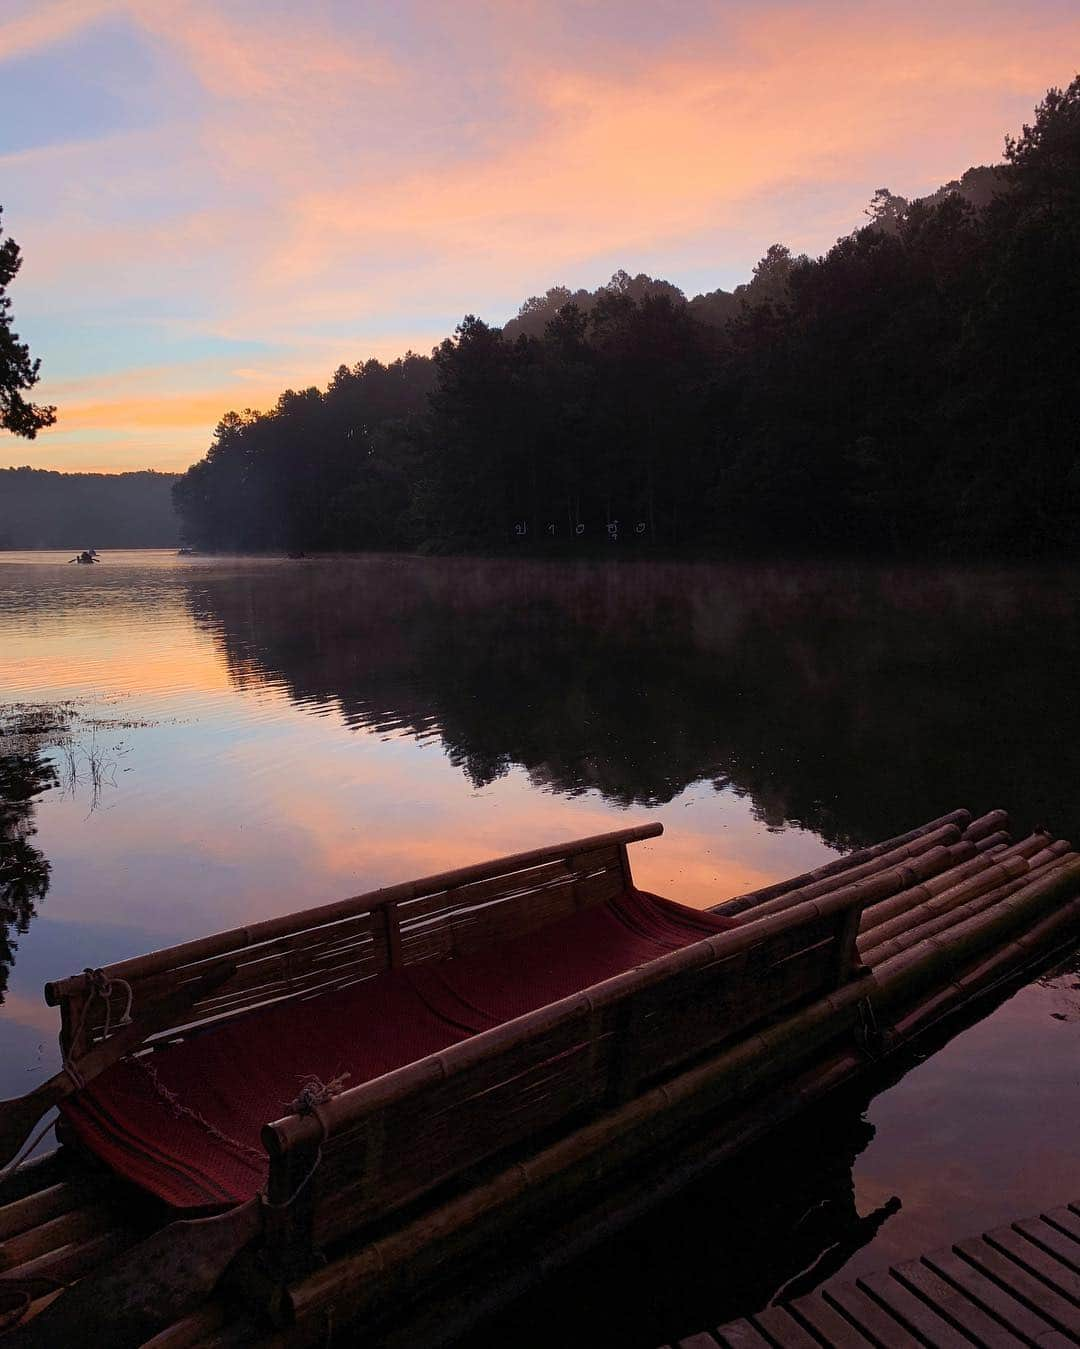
left=620, top=919, right=844, bottom=1093
left=60, top=846, right=626, bottom=1055
left=395, top=852, right=623, bottom=966
left=274, top=900, right=855, bottom=1256
left=311, top=1009, right=617, bottom=1247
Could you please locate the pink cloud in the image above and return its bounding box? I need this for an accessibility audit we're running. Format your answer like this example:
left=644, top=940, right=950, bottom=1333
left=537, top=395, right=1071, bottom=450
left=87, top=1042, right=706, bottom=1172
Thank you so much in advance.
left=3, top=1, right=1078, bottom=471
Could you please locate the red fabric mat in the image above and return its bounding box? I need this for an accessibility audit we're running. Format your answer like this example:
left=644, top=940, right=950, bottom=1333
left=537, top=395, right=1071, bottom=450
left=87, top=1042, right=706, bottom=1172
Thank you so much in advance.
left=60, top=888, right=738, bottom=1208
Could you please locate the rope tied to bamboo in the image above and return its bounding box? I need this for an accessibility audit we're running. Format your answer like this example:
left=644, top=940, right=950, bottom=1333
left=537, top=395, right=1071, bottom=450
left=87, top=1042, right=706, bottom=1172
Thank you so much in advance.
left=83, top=966, right=134, bottom=1036
left=259, top=1073, right=350, bottom=1212
left=288, top=1072, right=350, bottom=1119
left=0, top=967, right=137, bottom=1181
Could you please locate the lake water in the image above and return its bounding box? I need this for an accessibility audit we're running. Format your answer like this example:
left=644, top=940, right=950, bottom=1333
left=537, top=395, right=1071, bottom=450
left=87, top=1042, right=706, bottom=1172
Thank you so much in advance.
left=1, top=549, right=1078, bottom=1343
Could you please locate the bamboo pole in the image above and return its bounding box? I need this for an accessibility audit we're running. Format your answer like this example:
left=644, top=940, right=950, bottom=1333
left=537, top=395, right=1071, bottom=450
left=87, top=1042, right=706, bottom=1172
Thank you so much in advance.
left=887, top=892, right=1080, bottom=1044
left=0, top=1202, right=116, bottom=1273
left=136, top=1302, right=230, bottom=1348
left=0, top=1177, right=107, bottom=1243
left=995, top=831, right=1053, bottom=862
left=718, top=809, right=971, bottom=912
left=871, top=858, right=1080, bottom=1012
left=972, top=829, right=1011, bottom=853
left=962, top=809, right=1010, bottom=842
left=860, top=850, right=1074, bottom=960
left=0, top=1154, right=67, bottom=1212
left=861, top=871, right=1030, bottom=964
left=46, top=824, right=663, bottom=1002
left=1028, top=839, right=1072, bottom=868
left=865, top=866, right=1067, bottom=967
left=854, top=848, right=1003, bottom=928
left=858, top=854, right=1029, bottom=939
left=744, top=835, right=965, bottom=923
left=0, top=1225, right=135, bottom=1286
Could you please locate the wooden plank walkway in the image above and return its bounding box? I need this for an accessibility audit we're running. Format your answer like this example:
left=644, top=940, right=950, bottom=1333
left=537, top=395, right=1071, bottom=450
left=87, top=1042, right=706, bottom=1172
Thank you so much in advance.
left=668, top=1199, right=1080, bottom=1348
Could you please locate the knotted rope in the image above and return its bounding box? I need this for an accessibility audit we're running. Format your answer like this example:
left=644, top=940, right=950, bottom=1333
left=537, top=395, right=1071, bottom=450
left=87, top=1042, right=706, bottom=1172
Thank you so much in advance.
left=260, top=1073, right=351, bottom=1211
left=85, top=967, right=134, bottom=1038
left=288, top=1072, right=350, bottom=1119
left=0, top=968, right=136, bottom=1181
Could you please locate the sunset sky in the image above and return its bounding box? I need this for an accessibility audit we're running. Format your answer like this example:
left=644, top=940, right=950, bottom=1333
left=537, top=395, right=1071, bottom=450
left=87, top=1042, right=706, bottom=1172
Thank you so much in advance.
left=1, top=0, right=1077, bottom=474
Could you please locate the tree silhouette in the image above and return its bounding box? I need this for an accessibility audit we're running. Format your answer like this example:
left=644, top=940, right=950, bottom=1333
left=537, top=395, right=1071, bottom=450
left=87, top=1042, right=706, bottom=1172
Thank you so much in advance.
left=0, top=208, right=55, bottom=438
left=172, top=76, right=1080, bottom=561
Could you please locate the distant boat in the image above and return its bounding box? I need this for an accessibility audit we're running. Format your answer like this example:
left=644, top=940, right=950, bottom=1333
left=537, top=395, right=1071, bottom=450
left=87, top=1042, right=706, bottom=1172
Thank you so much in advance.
left=177, top=547, right=195, bottom=556
left=68, top=550, right=98, bottom=564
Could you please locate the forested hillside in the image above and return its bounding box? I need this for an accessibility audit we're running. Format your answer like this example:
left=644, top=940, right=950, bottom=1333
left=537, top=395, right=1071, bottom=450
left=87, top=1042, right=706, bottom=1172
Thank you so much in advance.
left=0, top=468, right=180, bottom=548
left=173, top=78, right=1080, bottom=558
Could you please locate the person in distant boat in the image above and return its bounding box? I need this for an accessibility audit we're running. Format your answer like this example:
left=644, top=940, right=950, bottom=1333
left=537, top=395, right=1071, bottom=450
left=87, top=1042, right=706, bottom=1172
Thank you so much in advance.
left=68, top=550, right=97, bottom=564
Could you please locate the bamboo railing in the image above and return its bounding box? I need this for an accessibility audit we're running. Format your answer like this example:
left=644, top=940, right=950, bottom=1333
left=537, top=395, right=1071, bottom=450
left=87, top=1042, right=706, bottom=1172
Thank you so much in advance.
left=45, top=823, right=663, bottom=1060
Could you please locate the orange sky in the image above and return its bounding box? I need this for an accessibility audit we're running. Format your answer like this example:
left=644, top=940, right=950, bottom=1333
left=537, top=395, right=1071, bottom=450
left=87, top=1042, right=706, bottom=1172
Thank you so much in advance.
left=1, top=1, right=1078, bottom=472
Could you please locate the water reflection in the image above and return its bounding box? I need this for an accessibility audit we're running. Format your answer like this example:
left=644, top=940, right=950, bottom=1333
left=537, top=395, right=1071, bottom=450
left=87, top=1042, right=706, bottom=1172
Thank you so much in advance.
left=464, top=1096, right=896, bottom=1348
left=186, top=556, right=1080, bottom=844
left=0, top=552, right=1078, bottom=1327
left=0, top=731, right=55, bottom=1003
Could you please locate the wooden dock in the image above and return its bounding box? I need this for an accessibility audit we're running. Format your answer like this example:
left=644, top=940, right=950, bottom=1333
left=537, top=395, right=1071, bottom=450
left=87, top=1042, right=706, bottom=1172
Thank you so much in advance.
left=675, top=1198, right=1080, bottom=1348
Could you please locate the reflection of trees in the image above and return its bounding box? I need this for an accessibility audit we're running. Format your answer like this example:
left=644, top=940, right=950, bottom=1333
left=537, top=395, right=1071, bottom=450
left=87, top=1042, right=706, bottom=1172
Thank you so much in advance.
left=462, top=1088, right=897, bottom=1348
left=187, top=558, right=1080, bottom=849
left=0, top=747, right=55, bottom=1003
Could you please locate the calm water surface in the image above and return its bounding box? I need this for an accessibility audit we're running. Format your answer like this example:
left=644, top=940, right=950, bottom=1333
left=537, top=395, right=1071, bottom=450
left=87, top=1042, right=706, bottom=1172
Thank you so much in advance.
left=1, top=550, right=1078, bottom=1343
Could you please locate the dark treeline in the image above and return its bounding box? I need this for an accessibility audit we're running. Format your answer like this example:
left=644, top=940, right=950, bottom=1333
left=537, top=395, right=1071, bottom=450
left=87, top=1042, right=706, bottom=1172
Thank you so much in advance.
left=0, top=467, right=180, bottom=548
left=174, top=78, right=1080, bottom=557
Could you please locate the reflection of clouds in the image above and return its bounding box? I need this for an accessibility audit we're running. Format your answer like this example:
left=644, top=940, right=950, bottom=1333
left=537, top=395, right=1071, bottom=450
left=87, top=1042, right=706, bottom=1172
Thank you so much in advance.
left=842, top=973, right=1080, bottom=1283
left=0, top=989, right=59, bottom=1038
left=25, top=661, right=838, bottom=979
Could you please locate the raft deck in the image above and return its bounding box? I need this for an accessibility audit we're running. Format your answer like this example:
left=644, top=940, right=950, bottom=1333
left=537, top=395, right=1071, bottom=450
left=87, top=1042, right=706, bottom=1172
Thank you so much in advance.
left=681, top=1197, right=1080, bottom=1348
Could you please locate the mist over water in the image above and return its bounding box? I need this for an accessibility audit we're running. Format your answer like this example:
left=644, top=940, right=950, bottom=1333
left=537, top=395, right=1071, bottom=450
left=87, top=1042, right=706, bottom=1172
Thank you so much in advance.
left=1, top=550, right=1077, bottom=1339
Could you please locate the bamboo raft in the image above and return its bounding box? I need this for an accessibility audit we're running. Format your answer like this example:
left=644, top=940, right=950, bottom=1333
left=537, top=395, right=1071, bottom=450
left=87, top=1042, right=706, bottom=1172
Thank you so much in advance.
left=0, top=808, right=1077, bottom=1347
